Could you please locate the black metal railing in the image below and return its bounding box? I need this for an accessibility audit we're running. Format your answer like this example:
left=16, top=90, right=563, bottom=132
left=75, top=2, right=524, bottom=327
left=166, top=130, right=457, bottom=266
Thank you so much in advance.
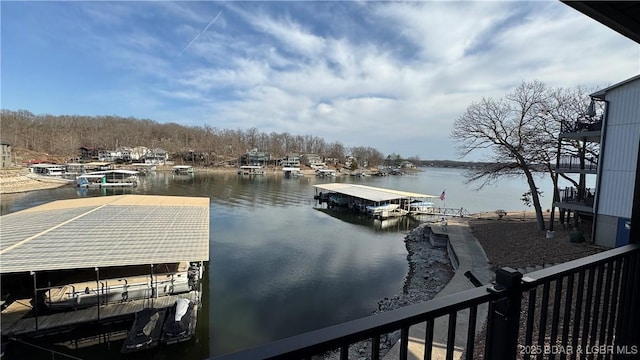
left=558, top=187, right=596, bottom=208
left=213, top=243, right=640, bottom=360
left=557, top=155, right=598, bottom=172
left=561, top=116, right=603, bottom=134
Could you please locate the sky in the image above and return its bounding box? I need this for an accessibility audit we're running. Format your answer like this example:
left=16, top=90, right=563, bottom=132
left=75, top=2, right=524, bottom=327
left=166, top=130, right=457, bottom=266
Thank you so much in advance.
left=1, top=1, right=639, bottom=160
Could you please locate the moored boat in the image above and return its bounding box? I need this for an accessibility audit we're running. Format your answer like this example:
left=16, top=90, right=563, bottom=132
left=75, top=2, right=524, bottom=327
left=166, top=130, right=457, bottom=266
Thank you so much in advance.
left=161, top=298, right=197, bottom=344
left=315, top=169, right=336, bottom=177
left=409, top=200, right=436, bottom=213
left=77, top=170, right=138, bottom=187
left=238, top=165, right=265, bottom=175
left=44, top=267, right=195, bottom=310
left=365, top=203, right=400, bottom=215
left=282, top=167, right=302, bottom=178
left=172, top=165, right=194, bottom=175
left=121, top=307, right=167, bottom=353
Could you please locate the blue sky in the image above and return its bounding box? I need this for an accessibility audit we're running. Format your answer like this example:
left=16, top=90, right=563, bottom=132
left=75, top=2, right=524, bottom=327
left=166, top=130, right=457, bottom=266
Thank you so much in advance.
left=2, top=1, right=638, bottom=160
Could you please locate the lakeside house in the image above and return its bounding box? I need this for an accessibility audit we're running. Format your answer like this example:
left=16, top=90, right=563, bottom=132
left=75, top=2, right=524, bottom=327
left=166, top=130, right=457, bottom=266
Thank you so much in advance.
left=240, top=148, right=271, bottom=167
left=280, top=153, right=300, bottom=167
left=301, top=154, right=325, bottom=169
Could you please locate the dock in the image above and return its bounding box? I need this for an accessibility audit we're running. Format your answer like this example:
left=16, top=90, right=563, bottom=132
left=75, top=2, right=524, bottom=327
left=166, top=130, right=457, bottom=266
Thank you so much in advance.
left=313, top=183, right=468, bottom=219
left=0, top=195, right=209, bottom=345
left=2, top=291, right=200, bottom=337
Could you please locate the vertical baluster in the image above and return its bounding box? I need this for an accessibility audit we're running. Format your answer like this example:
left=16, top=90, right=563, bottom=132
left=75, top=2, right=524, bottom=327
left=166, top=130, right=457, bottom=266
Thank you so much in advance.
left=536, top=282, right=550, bottom=360
left=606, top=259, right=623, bottom=352
left=590, top=264, right=605, bottom=348
left=424, top=319, right=434, bottom=360
left=466, top=305, right=477, bottom=360
left=550, top=277, right=564, bottom=360
left=598, top=262, right=614, bottom=360
left=571, top=270, right=585, bottom=360
left=525, top=288, right=537, bottom=359
left=483, top=301, right=495, bottom=359
left=560, top=274, right=574, bottom=360
left=400, top=326, right=409, bottom=360
left=340, top=345, right=348, bottom=360
left=371, top=335, right=380, bottom=360
left=581, top=267, right=596, bottom=352
left=446, top=312, right=457, bottom=360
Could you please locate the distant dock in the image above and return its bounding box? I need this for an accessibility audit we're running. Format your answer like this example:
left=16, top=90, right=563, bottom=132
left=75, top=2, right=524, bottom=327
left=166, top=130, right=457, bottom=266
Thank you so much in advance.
left=313, top=183, right=468, bottom=218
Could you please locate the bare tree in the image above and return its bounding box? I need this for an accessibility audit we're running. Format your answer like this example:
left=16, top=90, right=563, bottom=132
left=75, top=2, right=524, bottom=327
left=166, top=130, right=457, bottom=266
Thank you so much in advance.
left=451, top=81, right=550, bottom=230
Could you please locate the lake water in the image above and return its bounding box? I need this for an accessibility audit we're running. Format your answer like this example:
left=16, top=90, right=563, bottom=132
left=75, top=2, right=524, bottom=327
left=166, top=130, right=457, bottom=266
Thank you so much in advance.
left=0, top=167, right=556, bottom=358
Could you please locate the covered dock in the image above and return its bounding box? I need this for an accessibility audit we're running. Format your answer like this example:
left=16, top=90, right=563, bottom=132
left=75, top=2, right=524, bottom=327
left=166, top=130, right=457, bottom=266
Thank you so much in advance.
left=0, top=194, right=209, bottom=337
left=313, top=183, right=441, bottom=218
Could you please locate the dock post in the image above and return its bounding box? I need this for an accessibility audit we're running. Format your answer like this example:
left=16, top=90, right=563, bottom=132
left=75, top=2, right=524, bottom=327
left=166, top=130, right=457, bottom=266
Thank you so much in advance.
left=30, top=271, right=38, bottom=330
left=95, top=267, right=100, bottom=321
left=150, top=264, right=154, bottom=308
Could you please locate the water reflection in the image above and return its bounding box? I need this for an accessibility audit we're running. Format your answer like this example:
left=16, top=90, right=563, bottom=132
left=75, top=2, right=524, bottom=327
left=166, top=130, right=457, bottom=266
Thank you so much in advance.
left=0, top=168, right=554, bottom=358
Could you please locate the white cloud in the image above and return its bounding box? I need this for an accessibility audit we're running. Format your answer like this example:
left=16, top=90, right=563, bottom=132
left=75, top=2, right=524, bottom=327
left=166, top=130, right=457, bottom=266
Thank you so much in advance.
left=4, top=1, right=638, bottom=160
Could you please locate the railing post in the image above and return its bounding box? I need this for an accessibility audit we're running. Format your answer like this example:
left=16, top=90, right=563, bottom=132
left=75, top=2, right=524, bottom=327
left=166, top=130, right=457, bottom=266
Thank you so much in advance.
left=484, top=267, right=522, bottom=360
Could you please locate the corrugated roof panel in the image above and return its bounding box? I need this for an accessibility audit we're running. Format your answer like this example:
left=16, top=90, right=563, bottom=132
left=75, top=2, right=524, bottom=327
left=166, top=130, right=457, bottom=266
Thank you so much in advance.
left=313, top=183, right=436, bottom=202
left=0, top=207, right=95, bottom=252
left=0, top=196, right=209, bottom=274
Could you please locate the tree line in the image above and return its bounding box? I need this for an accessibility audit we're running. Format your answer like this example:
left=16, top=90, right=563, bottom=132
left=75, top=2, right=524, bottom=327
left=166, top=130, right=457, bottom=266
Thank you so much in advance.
left=0, top=110, right=388, bottom=166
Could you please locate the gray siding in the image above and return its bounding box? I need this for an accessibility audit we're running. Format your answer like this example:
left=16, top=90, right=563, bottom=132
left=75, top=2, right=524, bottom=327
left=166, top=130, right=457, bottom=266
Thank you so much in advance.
left=597, top=78, right=640, bottom=219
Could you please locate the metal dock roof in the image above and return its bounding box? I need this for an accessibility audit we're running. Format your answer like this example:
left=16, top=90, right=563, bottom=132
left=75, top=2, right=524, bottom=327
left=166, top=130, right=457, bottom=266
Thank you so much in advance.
left=0, top=195, right=210, bottom=274
left=313, top=183, right=436, bottom=202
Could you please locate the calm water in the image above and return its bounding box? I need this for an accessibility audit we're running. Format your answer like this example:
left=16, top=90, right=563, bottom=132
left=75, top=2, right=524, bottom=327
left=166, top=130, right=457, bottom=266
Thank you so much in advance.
left=0, top=167, right=556, bottom=358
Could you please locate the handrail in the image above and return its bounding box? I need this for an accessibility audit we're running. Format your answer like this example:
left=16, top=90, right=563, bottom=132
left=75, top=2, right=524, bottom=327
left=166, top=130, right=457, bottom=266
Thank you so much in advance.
left=214, top=286, right=495, bottom=360
left=213, top=242, right=640, bottom=360
left=520, top=243, right=640, bottom=287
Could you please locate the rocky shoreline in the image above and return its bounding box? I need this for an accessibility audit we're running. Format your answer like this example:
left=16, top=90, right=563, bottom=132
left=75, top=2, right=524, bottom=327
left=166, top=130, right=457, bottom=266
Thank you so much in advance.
left=323, top=223, right=454, bottom=359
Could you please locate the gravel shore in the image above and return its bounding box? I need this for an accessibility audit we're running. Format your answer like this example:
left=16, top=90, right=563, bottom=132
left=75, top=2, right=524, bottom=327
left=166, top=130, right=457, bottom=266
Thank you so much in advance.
left=467, top=211, right=603, bottom=360
left=322, top=223, right=455, bottom=359
left=323, top=211, right=603, bottom=360
left=0, top=169, right=73, bottom=194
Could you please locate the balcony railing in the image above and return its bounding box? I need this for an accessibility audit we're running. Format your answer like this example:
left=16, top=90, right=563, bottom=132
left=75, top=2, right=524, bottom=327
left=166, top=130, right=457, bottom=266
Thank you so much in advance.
left=558, top=187, right=595, bottom=209
left=213, top=243, right=640, bottom=360
left=557, top=156, right=598, bottom=172
left=561, top=116, right=603, bottom=134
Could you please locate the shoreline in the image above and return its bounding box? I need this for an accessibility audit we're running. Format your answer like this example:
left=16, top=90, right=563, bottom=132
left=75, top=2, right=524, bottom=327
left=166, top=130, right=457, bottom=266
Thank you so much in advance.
left=327, top=210, right=602, bottom=360
left=0, top=165, right=420, bottom=195
left=324, top=222, right=455, bottom=359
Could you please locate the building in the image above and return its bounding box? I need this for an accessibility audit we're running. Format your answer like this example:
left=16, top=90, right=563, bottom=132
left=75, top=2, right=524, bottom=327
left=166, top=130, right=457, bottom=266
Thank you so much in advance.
left=130, top=146, right=149, bottom=161
left=241, top=148, right=271, bottom=166
left=281, top=153, right=300, bottom=167
left=554, top=75, right=640, bottom=248
left=0, top=140, right=12, bottom=168
left=79, top=146, right=100, bottom=161
left=144, top=148, right=169, bottom=165
left=590, top=76, right=640, bottom=247
left=301, top=154, right=325, bottom=169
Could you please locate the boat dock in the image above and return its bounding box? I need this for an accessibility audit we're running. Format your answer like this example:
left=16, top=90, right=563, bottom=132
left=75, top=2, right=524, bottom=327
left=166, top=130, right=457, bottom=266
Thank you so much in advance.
left=0, top=195, right=209, bottom=345
left=313, top=183, right=467, bottom=219
left=1, top=291, right=200, bottom=337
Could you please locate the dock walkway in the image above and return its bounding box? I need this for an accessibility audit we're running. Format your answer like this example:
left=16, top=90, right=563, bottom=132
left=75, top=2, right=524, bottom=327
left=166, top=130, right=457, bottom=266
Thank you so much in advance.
left=384, top=218, right=492, bottom=360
